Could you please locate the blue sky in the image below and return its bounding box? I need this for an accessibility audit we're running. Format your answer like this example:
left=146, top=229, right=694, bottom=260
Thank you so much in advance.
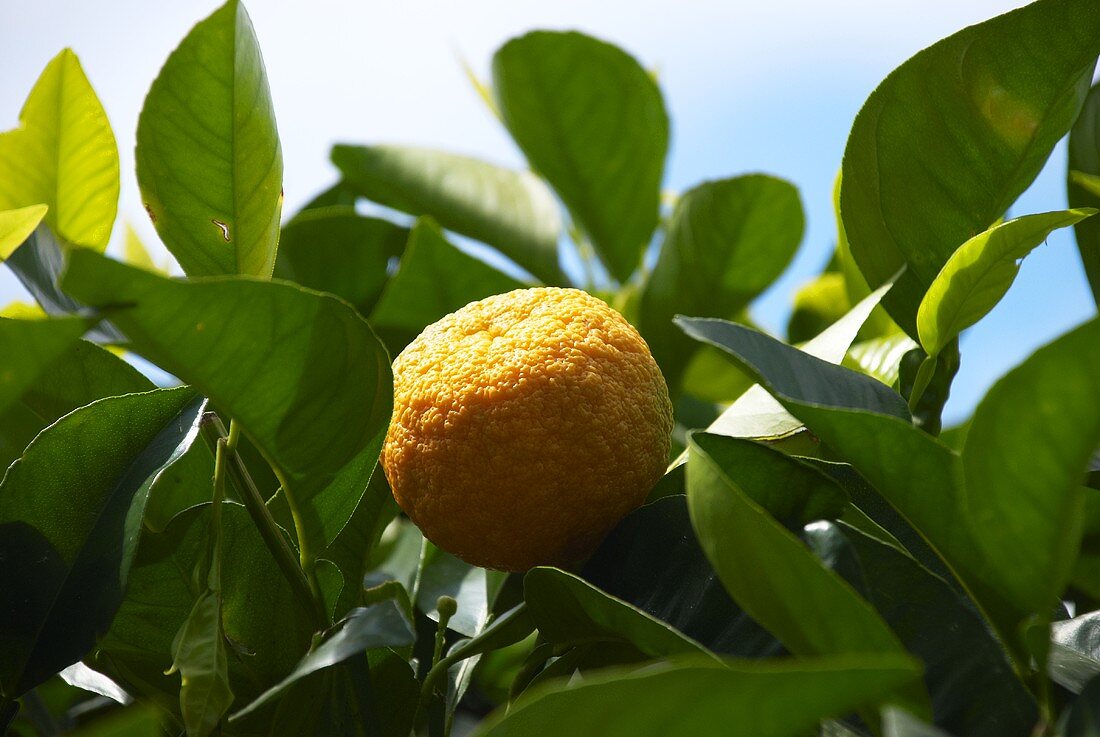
left=2, top=0, right=1090, bottom=424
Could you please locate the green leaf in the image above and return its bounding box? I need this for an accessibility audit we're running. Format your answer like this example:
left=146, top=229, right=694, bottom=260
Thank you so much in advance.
left=686, top=434, right=918, bottom=697
left=787, top=273, right=850, bottom=344
left=4, top=224, right=125, bottom=344
left=582, top=495, right=782, bottom=657
left=639, top=175, right=803, bottom=386
left=1059, top=676, right=1100, bottom=737
left=961, top=318, right=1100, bottom=622
left=168, top=590, right=234, bottom=737
left=0, top=315, right=95, bottom=415
left=705, top=279, right=895, bottom=440
left=69, top=706, right=161, bottom=737
left=416, top=541, right=506, bottom=638
left=0, top=49, right=118, bottom=249
left=806, top=522, right=1036, bottom=737
left=840, top=0, right=1100, bottom=333
left=1069, top=81, right=1100, bottom=305
left=319, top=466, right=400, bottom=620
left=916, top=209, right=1094, bottom=356
left=369, top=218, right=524, bottom=350
left=62, top=250, right=393, bottom=553
left=330, top=145, right=563, bottom=284
left=473, top=654, right=921, bottom=737
left=230, top=600, right=415, bottom=721
left=1050, top=611, right=1100, bottom=693
left=679, top=312, right=1100, bottom=643
left=1, top=337, right=154, bottom=470
left=0, top=205, right=48, bottom=261
left=492, top=31, right=668, bottom=281
left=844, top=334, right=918, bottom=387
left=524, top=567, right=713, bottom=659
left=137, top=0, right=282, bottom=277
left=0, top=386, right=203, bottom=697
left=274, top=208, right=406, bottom=316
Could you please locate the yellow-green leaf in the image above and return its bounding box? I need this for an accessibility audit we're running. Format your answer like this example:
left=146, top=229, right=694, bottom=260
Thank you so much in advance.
left=0, top=205, right=48, bottom=261
left=0, top=50, right=119, bottom=249
left=916, top=209, right=1094, bottom=357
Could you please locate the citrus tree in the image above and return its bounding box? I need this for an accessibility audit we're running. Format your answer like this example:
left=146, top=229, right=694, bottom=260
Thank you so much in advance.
left=2, top=1, right=1100, bottom=736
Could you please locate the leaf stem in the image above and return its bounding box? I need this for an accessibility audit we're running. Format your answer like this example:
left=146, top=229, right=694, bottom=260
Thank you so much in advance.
left=907, top=354, right=938, bottom=415
left=202, top=416, right=328, bottom=630
left=269, top=464, right=326, bottom=613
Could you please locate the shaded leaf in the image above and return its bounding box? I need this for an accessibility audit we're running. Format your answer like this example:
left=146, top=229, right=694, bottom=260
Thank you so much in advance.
left=1069, top=81, right=1100, bottom=305
left=274, top=208, right=406, bottom=316
left=705, top=279, right=895, bottom=440
left=62, top=250, right=393, bottom=553
left=417, top=540, right=506, bottom=638
left=686, top=433, right=921, bottom=719
left=841, top=0, right=1100, bottom=333
left=493, top=31, right=668, bottom=281
left=1060, top=676, right=1100, bottom=737
left=0, top=387, right=203, bottom=697
left=168, top=590, right=233, bottom=737
left=231, top=600, right=415, bottom=720
left=524, top=567, right=712, bottom=659
left=331, top=145, right=563, bottom=284
left=473, top=654, right=922, bottom=737
left=582, top=495, right=782, bottom=657
left=0, top=315, right=95, bottom=416
left=806, top=522, right=1036, bottom=737
left=137, top=0, right=282, bottom=277
left=0, top=49, right=118, bottom=249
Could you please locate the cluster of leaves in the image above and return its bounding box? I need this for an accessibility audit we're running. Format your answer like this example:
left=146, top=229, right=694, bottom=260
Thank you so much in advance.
left=2, top=0, right=1100, bottom=735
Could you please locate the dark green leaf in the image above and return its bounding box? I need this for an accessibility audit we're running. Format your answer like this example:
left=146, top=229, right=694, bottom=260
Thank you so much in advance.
left=473, top=654, right=921, bottom=737
left=582, top=495, right=782, bottom=657
left=916, top=209, right=1093, bottom=356
left=1, top=337, right=154, bottom=471
left=69, top=706, right=162, bottom=737
left=524, top=567, right=712, bottom=659
left=639, top=175, right=803, bottom=386
left=93, top=503, right=332, bottom=719
left=493, top=31, right=668, bottom=281
left=686, top=433, right=922, bottom=720
left=274, top=208, right=406, bottom=316
left=1060, top=676, right=1100, bottom=737
left=806, top=522, right=1035, bottom=737
left=62, top=250, right=393, bottom=553
left=841, top=0, right=1100, bottom=333
left=137, top=0, right=282, bottom=277
left=0, top=315, right=95, bottom=415
left=331, top=145, right=563, bottom=284
left=0, top=386, right=203, bottom=697
left=1069, top=82, right=1100, bottom=306
left=370, top=218, right=524, bottom=351
left=679, top=312, right=1100, bottom=644
left=705, top=280, right=896, bottom=440
left=231, top=600, right=415, bottom=720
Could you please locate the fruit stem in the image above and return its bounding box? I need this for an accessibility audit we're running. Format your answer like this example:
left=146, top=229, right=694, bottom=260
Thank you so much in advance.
left=268, top=463, right=327, bottom=616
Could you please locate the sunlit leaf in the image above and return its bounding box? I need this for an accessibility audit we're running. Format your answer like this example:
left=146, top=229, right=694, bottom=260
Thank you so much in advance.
left=493, top=31, right=668, bottom=281
left=0, top=49, right=118, bottom=249
left=841, top=0, right=1100, bottom=333
left=137, top=0, right=282, bottom=277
